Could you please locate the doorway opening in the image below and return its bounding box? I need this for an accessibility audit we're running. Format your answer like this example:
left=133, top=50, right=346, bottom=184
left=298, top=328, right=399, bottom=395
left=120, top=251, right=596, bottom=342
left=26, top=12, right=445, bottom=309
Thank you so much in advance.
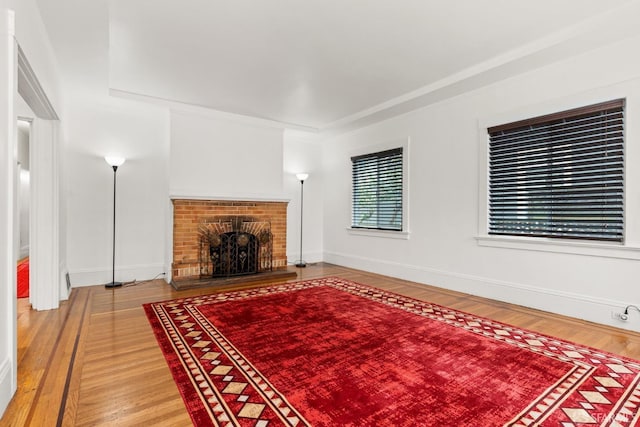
left=17, top=119, right=30, bottom=299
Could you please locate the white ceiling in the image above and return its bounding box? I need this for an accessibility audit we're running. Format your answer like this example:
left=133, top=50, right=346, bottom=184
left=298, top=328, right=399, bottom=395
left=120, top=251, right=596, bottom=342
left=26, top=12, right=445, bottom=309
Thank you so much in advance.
left=35, top=0, right=640, bottom=133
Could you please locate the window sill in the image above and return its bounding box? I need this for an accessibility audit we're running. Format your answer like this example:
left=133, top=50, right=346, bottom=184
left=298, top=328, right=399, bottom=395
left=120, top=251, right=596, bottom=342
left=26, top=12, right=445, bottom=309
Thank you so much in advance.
left=476, top=235, right=640, bottom=260
left=347, top=228, right=410, bottom=240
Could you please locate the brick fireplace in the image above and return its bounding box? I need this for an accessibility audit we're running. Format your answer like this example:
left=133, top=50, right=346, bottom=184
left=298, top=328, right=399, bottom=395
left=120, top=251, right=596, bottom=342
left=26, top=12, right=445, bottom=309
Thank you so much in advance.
left=171, top=199, right=290, bottom=286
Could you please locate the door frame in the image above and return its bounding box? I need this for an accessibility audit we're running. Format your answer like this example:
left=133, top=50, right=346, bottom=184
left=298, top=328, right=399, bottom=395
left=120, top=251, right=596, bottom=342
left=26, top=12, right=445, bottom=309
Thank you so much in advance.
left=17, top=42, right=62, bottom=311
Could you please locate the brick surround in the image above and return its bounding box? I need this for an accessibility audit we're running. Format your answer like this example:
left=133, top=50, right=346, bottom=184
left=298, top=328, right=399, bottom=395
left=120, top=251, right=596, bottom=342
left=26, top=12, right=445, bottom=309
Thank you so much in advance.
left=172, top=199, right=288, bottom=282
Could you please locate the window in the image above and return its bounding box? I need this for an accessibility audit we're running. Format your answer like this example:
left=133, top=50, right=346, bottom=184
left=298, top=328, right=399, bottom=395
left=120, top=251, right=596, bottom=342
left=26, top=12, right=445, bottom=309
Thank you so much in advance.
left=488, top=99, right=624, bottom=242
left=351, top=148, right=403, bottom=231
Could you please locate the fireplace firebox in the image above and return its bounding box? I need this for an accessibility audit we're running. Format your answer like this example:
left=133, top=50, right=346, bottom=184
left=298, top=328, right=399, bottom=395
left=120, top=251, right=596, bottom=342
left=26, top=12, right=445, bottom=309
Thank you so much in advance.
left=198, top=216, right=273, bottom=279
left=209, top=232, right=258, bottom=277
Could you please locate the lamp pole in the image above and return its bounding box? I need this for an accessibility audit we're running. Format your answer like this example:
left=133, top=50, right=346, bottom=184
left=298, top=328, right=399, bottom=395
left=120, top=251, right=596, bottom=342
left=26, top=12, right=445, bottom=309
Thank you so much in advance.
left=295, top=173, right=308, bottom=268
left=105, top=156, right=125, bottom=288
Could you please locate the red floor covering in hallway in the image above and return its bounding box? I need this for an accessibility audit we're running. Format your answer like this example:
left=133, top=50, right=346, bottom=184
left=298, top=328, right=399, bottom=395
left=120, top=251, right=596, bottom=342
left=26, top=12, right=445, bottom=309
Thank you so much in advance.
left=17, top=257, right=29, bottom=298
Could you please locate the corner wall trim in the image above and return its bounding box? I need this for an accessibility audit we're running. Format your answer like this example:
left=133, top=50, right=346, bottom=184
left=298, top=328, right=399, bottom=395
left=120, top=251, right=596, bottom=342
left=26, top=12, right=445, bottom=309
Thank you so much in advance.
left=323, top=250, right=639, bottom=333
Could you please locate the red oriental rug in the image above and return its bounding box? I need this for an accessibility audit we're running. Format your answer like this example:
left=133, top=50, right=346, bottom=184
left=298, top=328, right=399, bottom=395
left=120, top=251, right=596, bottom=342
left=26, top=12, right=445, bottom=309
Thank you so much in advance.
left=17, top=257, right=29, bottom=298
left=144, top=277, right=640, bottom=426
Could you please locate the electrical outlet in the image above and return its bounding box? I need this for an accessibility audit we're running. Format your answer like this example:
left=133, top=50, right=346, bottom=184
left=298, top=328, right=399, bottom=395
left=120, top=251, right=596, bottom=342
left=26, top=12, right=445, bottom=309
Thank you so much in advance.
left=612, top=311, right=629, bottom=321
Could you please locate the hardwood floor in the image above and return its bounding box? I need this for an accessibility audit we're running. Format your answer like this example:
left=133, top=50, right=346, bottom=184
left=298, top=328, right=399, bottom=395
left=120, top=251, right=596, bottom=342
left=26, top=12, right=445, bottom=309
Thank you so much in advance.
left=3, top=262, right=640, bottom=426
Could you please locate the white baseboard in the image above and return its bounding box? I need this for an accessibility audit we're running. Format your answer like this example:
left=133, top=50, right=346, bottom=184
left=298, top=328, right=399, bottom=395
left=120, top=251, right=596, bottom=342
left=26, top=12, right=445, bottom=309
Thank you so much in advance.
left=324, top=250, right=640, bottom=333
left=287, top=251, right=323, bottom=266
left=0, top=357, right=14, bottom=419
left=69, top=263, right=167, bottom=287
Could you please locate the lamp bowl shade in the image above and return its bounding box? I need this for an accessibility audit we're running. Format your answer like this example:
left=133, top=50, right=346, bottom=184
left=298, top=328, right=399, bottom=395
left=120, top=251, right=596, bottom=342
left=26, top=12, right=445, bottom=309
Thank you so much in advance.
left=105, top=156, right=126, bottom=167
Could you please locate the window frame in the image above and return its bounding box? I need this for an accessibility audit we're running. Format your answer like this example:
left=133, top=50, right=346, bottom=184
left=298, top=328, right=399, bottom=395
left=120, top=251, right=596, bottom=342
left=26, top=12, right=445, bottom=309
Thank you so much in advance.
left=487, top=99, right=625, bottom=243
left=348, top=138, right=410, bottom=239
left=476, top=91, right=640, bottom=260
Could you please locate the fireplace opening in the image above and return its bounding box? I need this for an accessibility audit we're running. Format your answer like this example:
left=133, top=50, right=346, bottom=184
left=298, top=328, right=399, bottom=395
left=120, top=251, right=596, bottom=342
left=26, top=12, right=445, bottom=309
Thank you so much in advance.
left=209, top=231, right=258, bottom=277
left=199, top=216, right=273, bottom=279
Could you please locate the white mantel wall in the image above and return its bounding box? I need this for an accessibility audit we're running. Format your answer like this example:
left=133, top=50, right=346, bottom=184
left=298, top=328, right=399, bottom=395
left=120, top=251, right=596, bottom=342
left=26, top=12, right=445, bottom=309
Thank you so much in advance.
left=169, top=110, right=285, bottom=200
left=322, top=34, right=640, bottom=332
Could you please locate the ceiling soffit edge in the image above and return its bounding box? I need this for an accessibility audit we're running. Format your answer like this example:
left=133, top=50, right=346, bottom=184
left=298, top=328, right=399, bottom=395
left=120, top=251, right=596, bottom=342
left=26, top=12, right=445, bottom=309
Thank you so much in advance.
left=108, top=88, right=320, bottom=133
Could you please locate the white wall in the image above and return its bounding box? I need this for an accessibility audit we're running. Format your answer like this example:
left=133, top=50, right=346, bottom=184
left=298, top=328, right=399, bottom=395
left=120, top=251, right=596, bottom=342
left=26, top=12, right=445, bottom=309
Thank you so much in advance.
left=65, top=97, right=169, bottom=286
left=322, top=34, right=640, bottom=331
left=283, top=131, right=323, bottom=264
left=170, top=110, right=285, bottom=200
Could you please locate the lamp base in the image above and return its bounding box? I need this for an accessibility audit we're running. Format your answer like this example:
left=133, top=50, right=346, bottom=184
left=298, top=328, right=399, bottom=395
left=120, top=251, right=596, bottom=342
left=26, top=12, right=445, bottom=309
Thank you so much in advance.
left=294, top=260, right=307, bottom=268
left=105, top=281, right=123, bottom=289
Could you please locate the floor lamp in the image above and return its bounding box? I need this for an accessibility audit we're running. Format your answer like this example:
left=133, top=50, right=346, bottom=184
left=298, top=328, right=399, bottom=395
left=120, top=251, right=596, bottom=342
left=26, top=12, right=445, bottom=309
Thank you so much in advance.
left=295, top=173, right=308, bottom=268
left=105, top=156, right=125, bottom=288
